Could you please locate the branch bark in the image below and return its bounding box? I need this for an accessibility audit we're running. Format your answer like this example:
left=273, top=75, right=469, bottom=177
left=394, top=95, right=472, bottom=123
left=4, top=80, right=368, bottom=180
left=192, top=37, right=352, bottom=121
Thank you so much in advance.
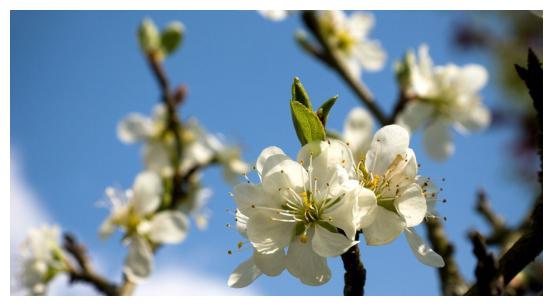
left=424, top=219, right=467, bottom=295
left=468, top=231, right=503, bottom=295
left=340, top=233, right=366, bottom=296
left=63, top=233, right=120, bottom=296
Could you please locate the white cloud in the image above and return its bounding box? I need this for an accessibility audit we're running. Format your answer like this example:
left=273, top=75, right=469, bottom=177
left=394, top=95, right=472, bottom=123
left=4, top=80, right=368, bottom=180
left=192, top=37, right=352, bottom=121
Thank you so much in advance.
left=135, top=264, right=262, bottom=296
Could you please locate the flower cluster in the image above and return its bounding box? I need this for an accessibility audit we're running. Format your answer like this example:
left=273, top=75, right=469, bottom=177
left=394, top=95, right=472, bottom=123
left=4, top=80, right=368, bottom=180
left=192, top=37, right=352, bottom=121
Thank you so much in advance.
left=228, top=107, right=444, bottom=287
left=395, top=44, right=491, bottom=161
left=17, top=225, right=67, bottom=295
left=117, top=105, right=248, bottom=180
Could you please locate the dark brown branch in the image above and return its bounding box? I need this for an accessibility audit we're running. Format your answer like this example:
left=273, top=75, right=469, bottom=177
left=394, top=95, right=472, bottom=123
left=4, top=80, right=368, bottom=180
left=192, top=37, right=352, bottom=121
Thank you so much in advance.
left=474, top=190, right=510, bottom=246
left=340, top=233, right=366, bottom=296
left=300, top=11, right=388, bottom=125
left=63, top=233, right=120, bottom=296
left=466, top=49, right=543, bottom=296
left=469, top=231, right=503, bottom=295
left=425, top=219, right=467, bottom=295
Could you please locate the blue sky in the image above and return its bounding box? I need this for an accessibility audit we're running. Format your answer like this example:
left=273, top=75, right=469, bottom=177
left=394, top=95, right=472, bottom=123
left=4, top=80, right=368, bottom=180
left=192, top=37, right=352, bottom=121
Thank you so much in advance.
left=10, top=11, right=538, bottom=295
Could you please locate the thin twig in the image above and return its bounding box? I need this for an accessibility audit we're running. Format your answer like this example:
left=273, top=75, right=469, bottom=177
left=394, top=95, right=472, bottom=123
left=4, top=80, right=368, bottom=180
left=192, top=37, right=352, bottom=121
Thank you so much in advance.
left=300, top=11, right=388, bottom=125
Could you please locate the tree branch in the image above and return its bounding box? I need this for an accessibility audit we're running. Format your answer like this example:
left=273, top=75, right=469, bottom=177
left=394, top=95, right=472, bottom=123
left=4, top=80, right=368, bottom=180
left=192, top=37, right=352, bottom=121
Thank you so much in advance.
left=300, top=11, right=388, bottom=125
left=340, top=233, right=366, bottom=296
left=468, top=231, right=503, bottom=295
left=424, top=219, right=467, bottom=295
left=62, top=233, right=120, bottom=296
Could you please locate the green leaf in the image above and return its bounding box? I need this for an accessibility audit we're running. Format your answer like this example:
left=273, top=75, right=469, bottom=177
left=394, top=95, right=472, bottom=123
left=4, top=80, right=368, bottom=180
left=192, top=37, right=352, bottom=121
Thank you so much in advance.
left=290, top=100, right=326, bottom=146
left=161, top=22, right=184, bottom=56
left=316, top=95, right=338, bottom=126
left=291, top=77, right=312, bottom=109
left=138, top=18, right=160, bottom=54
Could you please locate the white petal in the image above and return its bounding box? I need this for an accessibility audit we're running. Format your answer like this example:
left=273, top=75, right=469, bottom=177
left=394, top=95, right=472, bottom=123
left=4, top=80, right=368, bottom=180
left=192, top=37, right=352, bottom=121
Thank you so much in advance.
left=353, top=41, right=386, bottom=71
left=143, top=141, right=173, bottom=177
left=117, top=114, right=152, bottom=144
left=285, top=233, right=331, bottom=286
left=146, top=211, right=188, bottom=244
left=259, top=10, right=289, bottom=22
left=423, top=119, right=454, bottom=161
left=131, top=172, right=162, bottom=217
left=246, top=211, right=294, bottom=254
left=235, top=210, right=249, bottom=239
left=404, top=228, right=444, bottom=267
left=255, top=146, right=285, bottom=175
left=363, top=206, right=405, bottom=245
left=232, top=183, right=276, bottom=216
left=297, top=139, right=355, bottom=183
left=344, top=56, right=362, bottom=80
left=395, top=183, right=427, bottom=227
left=456, top=64, right=488, bottom=92
left=312, top=225, right=358, bottom=257
left=365, top=124, right=410, bottom=175
left=253, top=249, right=285, bottom=276
left=416, top=176, right=438, bottom=214
left=124, top=236, right=153, bottom=282
left=395, top=101, right=434, bottom=133
left=348, top=12, right=375, bottom=39
left=354, top=187, right=378, bottom=229
left=227, top=257, right=262, bottom=288
left=343, top=107, right=373, bottom=160
left=455, top=104, right=491, bottom=133
left=261, top=158, right=307, bottom=197
left=322, top=181, right=360, bottom=239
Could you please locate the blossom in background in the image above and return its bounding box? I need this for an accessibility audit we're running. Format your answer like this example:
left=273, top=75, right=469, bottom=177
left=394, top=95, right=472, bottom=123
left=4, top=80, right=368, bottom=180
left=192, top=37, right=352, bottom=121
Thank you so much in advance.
left=354, top=124, right=444, bottom=267
left=258, top=10, right=292, bottom=22
left=342, top=107, right=374, bottom=163
left=177, top=176, right=213, bottom=230
left=182, top=118, right=249, bottom=183
left=231, top=141, right=365, bottom=285
left=18, top=225, right=66, bottom=295
left=118, top=106, right=248, bottom=182
left=318, top=10, right=386, bottom=79
left=395, top=44, right=490, bottom=161
left=99, top=171, right=188, bottom=282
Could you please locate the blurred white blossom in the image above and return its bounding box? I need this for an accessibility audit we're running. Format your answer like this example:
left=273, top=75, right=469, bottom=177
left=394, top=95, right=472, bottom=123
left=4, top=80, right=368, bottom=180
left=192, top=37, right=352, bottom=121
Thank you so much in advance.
left=18, top=225, right=66, bottom=295
left=259, top=10, right=292, bottom=21
left=319, top=11, right=386, bottom=78
left=118, top=106, right=248, bottom=181
left=99, top=171, right=188, bottom=282
left=396, top=44, right=491, bottom=161
left=342, top=107, right=374, bottom=162
left=230, top=141, right=364, bottom=286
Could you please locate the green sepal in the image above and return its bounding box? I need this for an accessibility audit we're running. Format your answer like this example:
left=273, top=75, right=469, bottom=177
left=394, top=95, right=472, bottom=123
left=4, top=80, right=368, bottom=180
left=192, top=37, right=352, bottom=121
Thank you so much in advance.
left=291, top=77, right=312, bottom=109
left=290, top=100, right=326, bottom=146
left=316, top=221, right=339, bottom=233
left=316, top=95, right=338, bottom=127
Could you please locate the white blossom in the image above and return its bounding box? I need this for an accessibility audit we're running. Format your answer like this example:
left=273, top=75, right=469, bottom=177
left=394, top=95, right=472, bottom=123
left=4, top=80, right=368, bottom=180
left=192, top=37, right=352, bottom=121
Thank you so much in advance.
left=396, top=44, right=491, bottom=161
left=355, top=125, right=445, bottom=267
left=319, top=11, right=386, bottom=79
left=231, top=140, right=364, bottom=286
left=99, top=171, right=188, bottom=282
left=259, top=10, right=292, bottom=22
left=18, top=225, right=65, bottom=295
